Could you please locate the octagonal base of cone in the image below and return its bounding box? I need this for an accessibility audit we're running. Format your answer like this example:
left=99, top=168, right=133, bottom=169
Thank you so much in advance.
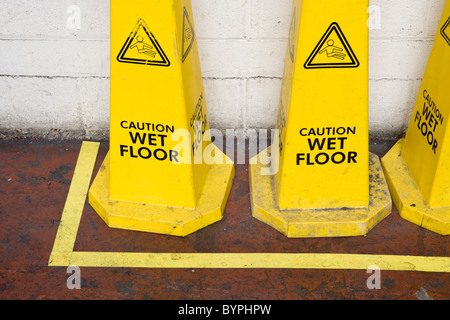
left=249, top=148, right=392, bottom=238
left=89, top=150, right=235, bottom=237
left=382, top=140, right=450, bottom=236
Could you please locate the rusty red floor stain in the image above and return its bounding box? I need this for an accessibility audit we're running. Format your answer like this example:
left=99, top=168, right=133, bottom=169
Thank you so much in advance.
left=0, top=139, right=448, bottom=300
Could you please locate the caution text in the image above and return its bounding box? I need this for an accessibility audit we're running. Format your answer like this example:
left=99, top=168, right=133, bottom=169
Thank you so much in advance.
left=119, top=120, right=179, bottom=163
left=413, top=89, right=444, bottom=155
left=297, top=127, right=358, bottom=166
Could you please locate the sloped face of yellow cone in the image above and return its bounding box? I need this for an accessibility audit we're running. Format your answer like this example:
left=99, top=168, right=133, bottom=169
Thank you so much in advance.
left=401, top=1, right=450, bottom=208
left=274, top=0, right=370, bottom=210
left=109, top=0, right=210, bottom=209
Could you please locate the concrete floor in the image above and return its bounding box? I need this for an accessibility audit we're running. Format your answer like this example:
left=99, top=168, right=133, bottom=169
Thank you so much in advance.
left=0, top=138, right=448, bottom=300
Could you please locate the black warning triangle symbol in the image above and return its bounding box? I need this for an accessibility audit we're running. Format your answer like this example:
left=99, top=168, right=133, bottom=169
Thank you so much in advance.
left=304, top=22, right=359, bottom=69
left=117, top=19, right=170, bottom=67
left=441, top=17, right=450, bottom=46
left=182, top=7, right=195, bottom=63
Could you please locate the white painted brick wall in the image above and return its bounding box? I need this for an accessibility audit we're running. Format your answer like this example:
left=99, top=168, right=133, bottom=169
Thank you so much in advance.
left=0, top=0, right=447, bottom=139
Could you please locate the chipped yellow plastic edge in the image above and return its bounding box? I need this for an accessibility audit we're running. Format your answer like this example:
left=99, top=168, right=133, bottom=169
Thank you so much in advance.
left=49, top=142, right=450, bottom=273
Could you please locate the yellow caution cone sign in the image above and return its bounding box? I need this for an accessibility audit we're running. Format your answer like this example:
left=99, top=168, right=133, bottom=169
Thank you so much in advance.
left=382, top=1, right=450, bottom=235
left=89, top=0, right=235, bottom=237
left=249, top=0, right=392, bottom=238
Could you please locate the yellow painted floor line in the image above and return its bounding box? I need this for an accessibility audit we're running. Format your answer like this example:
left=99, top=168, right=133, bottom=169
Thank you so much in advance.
left=69, top=252, right=450, bottom=273
left=49, top=141, right=450, bottom=273
left=48, top=141, right=100, bottom=267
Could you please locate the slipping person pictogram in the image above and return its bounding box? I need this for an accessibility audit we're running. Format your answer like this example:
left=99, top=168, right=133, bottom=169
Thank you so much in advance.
left=319, top=39, right=346, bottom=60
left=130, top=36, right=157, bottom=57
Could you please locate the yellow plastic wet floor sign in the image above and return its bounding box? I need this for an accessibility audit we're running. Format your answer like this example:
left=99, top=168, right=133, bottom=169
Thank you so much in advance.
left=382, top=0, right=450, bottom=235
left=249, top=0, right=392, bottom=238
left=88, top=0, right=234, bottom=237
